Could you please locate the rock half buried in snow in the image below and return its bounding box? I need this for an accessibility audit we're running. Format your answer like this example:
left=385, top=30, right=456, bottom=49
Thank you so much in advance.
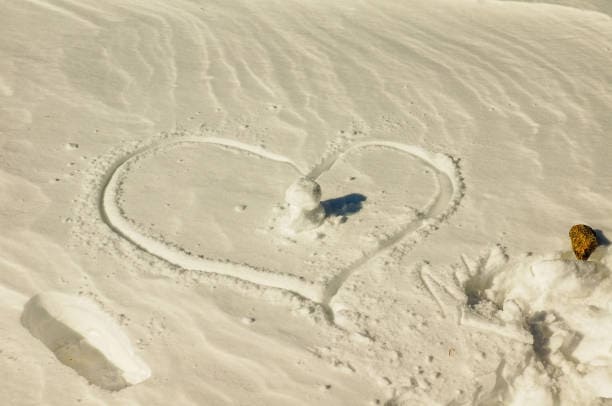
left=21, top=292, right=150, bottom=391
left=569, top=224, right=598, bottom=260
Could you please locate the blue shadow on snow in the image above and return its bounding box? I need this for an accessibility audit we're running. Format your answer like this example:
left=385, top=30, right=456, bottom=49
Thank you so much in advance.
left=321, top=193, right=367, bottom=217
left=595, top=229, right=611, bottom=246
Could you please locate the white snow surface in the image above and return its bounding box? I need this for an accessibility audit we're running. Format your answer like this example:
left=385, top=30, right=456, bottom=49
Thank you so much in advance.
left=2, top=0, right=612, bottom=405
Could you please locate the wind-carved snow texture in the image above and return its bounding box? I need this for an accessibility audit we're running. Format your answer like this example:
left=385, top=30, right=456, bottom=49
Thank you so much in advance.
left=94, top=134, right=464, bottom=324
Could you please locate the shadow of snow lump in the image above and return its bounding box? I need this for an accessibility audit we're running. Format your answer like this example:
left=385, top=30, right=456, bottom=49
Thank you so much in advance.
left=321, top=193, right=367, bottom=217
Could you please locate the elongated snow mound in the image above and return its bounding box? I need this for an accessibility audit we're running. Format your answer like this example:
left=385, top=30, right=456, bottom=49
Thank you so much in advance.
left=21, top=292, right=150, bottom=391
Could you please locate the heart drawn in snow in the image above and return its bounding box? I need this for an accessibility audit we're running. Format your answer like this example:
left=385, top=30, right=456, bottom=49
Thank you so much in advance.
left=102, top=135, right=463, bottom=306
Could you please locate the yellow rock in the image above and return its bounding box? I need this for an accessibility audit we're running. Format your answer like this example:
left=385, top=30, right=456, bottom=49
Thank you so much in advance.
left=569, top=224, right=598, bottom=260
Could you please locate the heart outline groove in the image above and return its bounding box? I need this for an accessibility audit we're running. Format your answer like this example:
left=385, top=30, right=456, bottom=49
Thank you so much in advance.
left=95, top=134, right=464, bottom=322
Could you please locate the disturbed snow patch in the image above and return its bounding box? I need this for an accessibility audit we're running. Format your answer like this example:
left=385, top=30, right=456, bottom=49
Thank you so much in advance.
left=21, top=292, right=150, bottom=391
left=457, top=247, right=612, bottom=403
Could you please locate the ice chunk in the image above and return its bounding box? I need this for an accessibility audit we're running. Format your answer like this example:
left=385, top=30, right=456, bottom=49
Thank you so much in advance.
left=21, top=292, right=150, bottom=391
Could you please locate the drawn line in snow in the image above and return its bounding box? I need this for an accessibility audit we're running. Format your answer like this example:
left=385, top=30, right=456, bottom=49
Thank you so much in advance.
left=418, top=264, right=466, bottom=322
left=419, top=265, right=449, bottom=319
left=96, top=135, right=464, bottom=323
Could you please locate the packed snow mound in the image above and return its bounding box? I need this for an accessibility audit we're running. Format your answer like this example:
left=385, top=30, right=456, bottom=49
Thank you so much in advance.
left=458, top=247, right=612, bottom=403
left=488, top=257, right=607, bottom=314
left=283, top=177, right=326, bottom=234
left=285, top=177, right=323, bottom=210
left=21, top=292, right=151, bottom=391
